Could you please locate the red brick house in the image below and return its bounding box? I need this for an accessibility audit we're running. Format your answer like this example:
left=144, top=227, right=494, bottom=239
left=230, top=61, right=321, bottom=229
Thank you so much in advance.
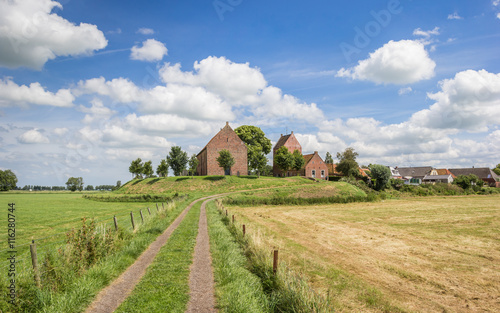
left=197, top=122, right=247, bottom=176
left=273, top=132, right=302, bottom=177
left=300, top=151, right=329, bottom=180
left=272, top=132, right=328, bottom=180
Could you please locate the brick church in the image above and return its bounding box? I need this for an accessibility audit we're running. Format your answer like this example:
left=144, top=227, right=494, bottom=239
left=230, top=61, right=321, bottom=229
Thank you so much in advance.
left=196, top=122, right=248, bottom=176
left=273, top=131, right=329, bottom=180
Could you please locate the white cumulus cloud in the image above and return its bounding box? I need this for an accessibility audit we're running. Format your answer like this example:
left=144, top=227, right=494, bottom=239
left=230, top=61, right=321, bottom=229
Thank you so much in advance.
left=17, top=129, right=50, bottom=144
left=0, top=0, right=107, bottom=69
left=136, top=28, right=154, bottom=35
left=79, top=99, right=116, bottom=124
left=398, top=87, right=413, bottom=95
left=160, top=56, right=267, bottom=105
left=410, top=69, right=500, bottom=131
left=130, top=39, right=168, bottom=62
left=336, top=40, right=436, bottom=85
left=76, top=77, right=144, bottom=103
left=0, top=78, right=74, bottom=107
left=413, top=27, right=440, bottom=38
left=447, top=12, right=463, bottom=20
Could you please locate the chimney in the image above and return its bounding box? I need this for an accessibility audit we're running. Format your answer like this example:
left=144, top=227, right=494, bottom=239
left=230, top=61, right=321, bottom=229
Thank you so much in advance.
left=291, top=131, right=294, bottom=134
left=314, top=151, right=318, bottom=154
left=226, top=121, right=229, bottom=126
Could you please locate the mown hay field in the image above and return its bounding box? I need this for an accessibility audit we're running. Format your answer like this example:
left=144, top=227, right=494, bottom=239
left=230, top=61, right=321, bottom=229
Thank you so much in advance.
left=228, top=195, right=500, bottom=312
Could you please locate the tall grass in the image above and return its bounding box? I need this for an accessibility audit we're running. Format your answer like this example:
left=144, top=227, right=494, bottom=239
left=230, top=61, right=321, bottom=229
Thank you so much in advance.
left=224, top=193, right=381, bottom=206
left=212, top=200, right=331, bottom=312
left=206, top=201, right=270, bottom=312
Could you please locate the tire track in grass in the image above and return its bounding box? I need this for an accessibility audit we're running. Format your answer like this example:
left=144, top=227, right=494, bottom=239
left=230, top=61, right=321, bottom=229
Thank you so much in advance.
left=115, top=202, right=202, bottom=312
left=85, top=195, right=217, bottom=313
left=186, top=198, right=218, bottom=312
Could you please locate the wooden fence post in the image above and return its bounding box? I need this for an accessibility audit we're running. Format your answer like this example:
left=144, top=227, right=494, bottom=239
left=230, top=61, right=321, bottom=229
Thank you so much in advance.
left=147, top=207, right=151, bottom=215
left=243, top=224, right=246, bottom=236
left=273, top=250, right=279, bottom=275
left=162, top=202, right=165, bottom=210
left=156, top=203, right=159, bottom=211
left=113, top=215, right=118, bottom=231
left=232, top=215, right=235, bottom=223
left=140, top=209, right=144, bottom=223
left=130, top=211, right=135, bottom=230
left=30, top=240, right=40, bottom=287
left=225, top=210, right=228, bottom=216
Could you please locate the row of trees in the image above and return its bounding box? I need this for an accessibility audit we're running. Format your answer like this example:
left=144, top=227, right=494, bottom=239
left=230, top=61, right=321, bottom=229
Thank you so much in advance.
left=129, top=146, right=200, bottom=179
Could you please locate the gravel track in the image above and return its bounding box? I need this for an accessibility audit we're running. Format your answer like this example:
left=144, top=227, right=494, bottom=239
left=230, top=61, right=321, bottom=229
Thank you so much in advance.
left=85, top=195, right=217, bottom=313
left=186, top=198, right=218, bottom=312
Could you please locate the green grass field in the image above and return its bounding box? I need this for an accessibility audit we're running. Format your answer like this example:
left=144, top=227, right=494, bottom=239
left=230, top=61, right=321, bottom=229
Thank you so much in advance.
left=118, top=175, right=316, bottom=196
left=0, top=192, right=166, bottom=255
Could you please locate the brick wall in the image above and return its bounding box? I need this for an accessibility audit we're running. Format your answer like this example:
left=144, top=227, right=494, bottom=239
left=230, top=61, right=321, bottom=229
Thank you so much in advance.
left=303, top=152, right=329, bottom=180
left=197, top=123, right=247, bottom=176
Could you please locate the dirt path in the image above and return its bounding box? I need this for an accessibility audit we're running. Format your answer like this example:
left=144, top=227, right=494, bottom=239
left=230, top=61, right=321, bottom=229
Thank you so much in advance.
left=85, top=195, right=217, bottom=313
left=186, top=198, right=218, bottom=312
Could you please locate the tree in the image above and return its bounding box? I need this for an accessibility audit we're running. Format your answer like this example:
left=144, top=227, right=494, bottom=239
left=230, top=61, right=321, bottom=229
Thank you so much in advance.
left=493, top=164, right=500, bottom=176
left=156, top=159, right=169, bottom=177
left=112, top=181, right=122, bottom=191
left=369, top=164, right=391, bottom=191
left=166, top=146, right=189, bottom=176
left=248, top=150, right=268, bottom=177
left=0, top=170, right=18, bottom=191
left=325, top=152, right=334, bottom=164
left=235, top=125, right=272, bottom=177
left=454, top=174, right=484, bottom=190
left=85, top=185, right=94, bottom=191
left=274, top=146, right=294, bottom=176
left=292, top=150, right=304, bottom=172
left=336, top=147, right=360, bottom=178
left=217, top=150, right=235, bottom=175
left=143, top=161, right=154, bottom=178
left=129, top=158, right=144, bottom=179
left=66, top=177, right=83, bottom=192
left=188, top=154, right=199, bottom=178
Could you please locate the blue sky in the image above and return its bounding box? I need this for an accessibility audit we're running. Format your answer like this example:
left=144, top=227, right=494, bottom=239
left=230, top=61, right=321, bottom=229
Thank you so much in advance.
left=1, top=0, right=499, bottom=186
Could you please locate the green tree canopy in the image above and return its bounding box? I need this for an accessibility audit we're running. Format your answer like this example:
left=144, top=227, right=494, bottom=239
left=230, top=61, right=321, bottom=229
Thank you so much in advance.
left=454, top=174, right=484, bottom=190
left=217, top=150, right=235, bottom=175
left=143, top=160, right=154, bottom=178
left=336, top=147, right=360, bottom=178
left=156, top=159, right=169, bottom=177
left=275, top=146, right=294, bottom=175
left=325, top=152, right=334, bottom=164
left=129, top=158, right=144, bottom=179
left=0, top=169, right=18, bottom=191
left=66, top=177, right=83, bottom=192
left=167, top=146, right=188, bottom=176
left=493, top=164, right=500, bottom=176
left=235, top=125, right=272, bottom=177
left=292, top=150, right=304, bottom=171
left=369, top=164, right=391, bottom=191
left=188, top=154, right=199, bottom=177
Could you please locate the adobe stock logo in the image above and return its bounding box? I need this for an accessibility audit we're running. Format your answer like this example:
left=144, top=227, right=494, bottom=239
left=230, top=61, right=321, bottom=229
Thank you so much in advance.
left=340, top=0, right=407, bottom=62
left=213, top=0, right=243, bottom=22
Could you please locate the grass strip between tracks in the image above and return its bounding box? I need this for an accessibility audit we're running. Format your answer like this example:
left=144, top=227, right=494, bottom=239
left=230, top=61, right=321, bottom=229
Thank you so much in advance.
left=115, top=202, right=201, bottom=313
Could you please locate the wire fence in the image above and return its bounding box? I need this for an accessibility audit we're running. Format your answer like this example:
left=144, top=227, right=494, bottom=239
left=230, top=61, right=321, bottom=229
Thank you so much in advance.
left=1, top=198, right=186, bottom=285
left=215, top=199, right=329, bottom=309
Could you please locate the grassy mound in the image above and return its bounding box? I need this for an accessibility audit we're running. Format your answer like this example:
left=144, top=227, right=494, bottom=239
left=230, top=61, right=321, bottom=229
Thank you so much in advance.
left=117, top=175, right=316, bottom=196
